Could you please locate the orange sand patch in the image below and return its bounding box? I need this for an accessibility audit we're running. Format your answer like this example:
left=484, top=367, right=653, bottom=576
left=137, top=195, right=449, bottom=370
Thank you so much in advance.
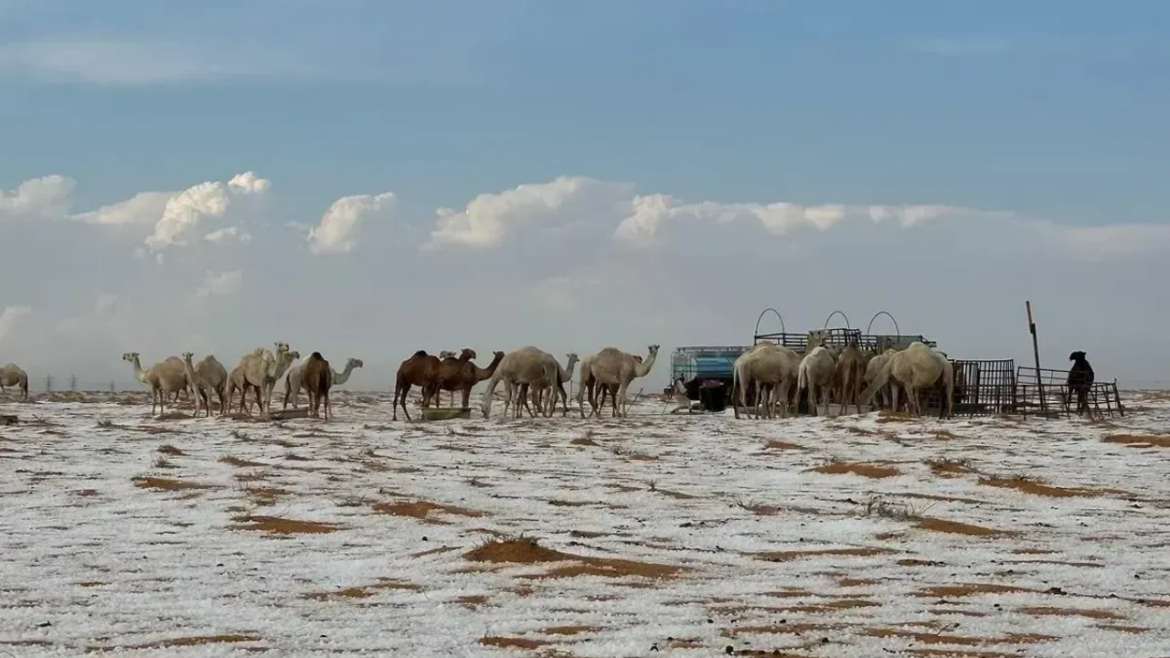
left=977, top=476, right=1126, bottom=498
left=810, top=462, right=900, bottom=478
left=914, top=517, right=1015, bottom=537
left=157, top=444, right=184, bottom=456
left=132, top=476, right=211, bottom=491
left=1096, top=624, right=1147, bottom=634
left=916, top=583, right=1039, bottom=598
left=464, top=537, right=686, bottom=580
left=541, top=626, right=600, bottom=635
left=907, top=651, right=1023, bottom=658
left=302, top=579, right=422, bottom=601
left=1104, top=433, right=1170, bottom=448
left=754, top=546, right=893, bottom=562
left=96, top=635, right=263, bottom=650
left=838, top=577, right=879, bottom=587
left=764, top=440, right=805, bottom=450
left=1019, top=606, right=1121, bottom=620
left=230, top=515, right=342, bottom=534
left=478, top=636, right=548, bottom=649
left=866, top=628, right=1055, bottom=646
left=570, top=437, right=599, bottom=447
left=927, top=459, right=978, bottom=478
left=455, top=595, right=490, bottom=608
left=372, top=500, right=486, bottom=524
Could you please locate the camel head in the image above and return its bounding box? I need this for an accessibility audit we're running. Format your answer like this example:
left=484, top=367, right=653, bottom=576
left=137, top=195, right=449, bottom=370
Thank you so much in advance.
left=121, top=352, right=139, bottom=363
left=647, top=344, right=660, bottom=359
left=346, top=358, right=364, bottom=370
left=459, top=348, right=477, bottom=361
left=181, top=351, right=194, bottom=362
left=1069, top=350, right=1087, bottom=362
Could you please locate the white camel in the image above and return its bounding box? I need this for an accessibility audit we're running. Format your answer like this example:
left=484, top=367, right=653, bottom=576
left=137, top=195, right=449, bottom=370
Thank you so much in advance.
left=283, top=357, right=364, bottom=409
left=523, top=352, right=577, bottom=417
left=835, top=342, right=867, bottom=415
left=196, top=354, right=229, bottom=415
left=860, top=342, right=954, bottom=418
left=122, top=352, right=188, bottom=416
left=233, top=343, right=296, bottom=418
left=480, top=346, right=559, bottom=419
left=797, top=345, right=837, bottom=417
left=585, top=344, right=659, bottom=418
left=863, top=348, right=899, bottom=410
left=181, top=352, right=213, bottom=417
left=0, top=363, right=29, bottom=400
left=732, top=342, right=800, bottom=419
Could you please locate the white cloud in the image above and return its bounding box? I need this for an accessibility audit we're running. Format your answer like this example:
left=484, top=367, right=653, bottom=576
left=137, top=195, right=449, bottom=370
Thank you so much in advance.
left=425, top=176, right=624, bottom=250
left=72, top=191, right=174, bottom=226
left=0, top=175, right=74, bottom=218
left=0, top=40, right=318, bottom=85
left=0, top=305, right=32, bottom=342
left=308, top=192, right=396, bottom=255
left=195, top=270, right=242, bottom=297
left=205, top=226, right=253, bottom=245
left=143, top=171, right=270, bottom=251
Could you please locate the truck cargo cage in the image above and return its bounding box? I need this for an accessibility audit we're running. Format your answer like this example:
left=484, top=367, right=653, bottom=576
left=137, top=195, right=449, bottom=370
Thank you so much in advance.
left=1014, top=367, right=1125, bottom=418
left=920, top=359, right=1018, bottom=416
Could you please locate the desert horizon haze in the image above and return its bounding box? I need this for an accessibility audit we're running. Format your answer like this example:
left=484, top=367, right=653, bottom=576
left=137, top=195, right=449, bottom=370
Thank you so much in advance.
left=2, top=1, right=1170, bottom=390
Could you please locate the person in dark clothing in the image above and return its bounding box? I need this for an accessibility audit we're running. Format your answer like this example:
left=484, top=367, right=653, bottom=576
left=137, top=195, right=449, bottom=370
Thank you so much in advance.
left=1066, top=350, right=1095, bottom=415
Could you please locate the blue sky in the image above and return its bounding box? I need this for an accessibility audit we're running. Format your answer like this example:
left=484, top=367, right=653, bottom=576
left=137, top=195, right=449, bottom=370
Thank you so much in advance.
left=2, top=0, right=1169, bottom=389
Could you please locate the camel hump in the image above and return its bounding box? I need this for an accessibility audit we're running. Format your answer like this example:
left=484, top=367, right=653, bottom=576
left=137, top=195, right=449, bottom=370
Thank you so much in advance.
left=413, top=350, right=429, bottom=358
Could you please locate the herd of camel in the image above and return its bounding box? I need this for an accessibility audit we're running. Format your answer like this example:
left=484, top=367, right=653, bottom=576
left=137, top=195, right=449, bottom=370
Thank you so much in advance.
left=0, top=331, right=1096, bottom=420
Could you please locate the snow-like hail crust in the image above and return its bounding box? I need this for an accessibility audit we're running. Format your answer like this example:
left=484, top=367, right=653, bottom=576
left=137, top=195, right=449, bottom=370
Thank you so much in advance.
left=2, top=390, right=1170, bottom=657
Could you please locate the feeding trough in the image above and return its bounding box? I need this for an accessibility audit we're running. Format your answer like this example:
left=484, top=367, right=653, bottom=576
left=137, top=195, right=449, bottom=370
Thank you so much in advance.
left=421, top=407, right=472, bottom=421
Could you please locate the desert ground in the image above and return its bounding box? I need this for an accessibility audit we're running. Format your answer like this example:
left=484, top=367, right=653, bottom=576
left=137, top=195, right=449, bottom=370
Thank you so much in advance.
left=1, top=390, right=1169, bottom=657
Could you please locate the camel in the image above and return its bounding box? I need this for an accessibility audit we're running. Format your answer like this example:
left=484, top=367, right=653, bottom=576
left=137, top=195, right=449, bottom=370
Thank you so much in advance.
left=480, top=346, right=559, bottom=419
left=196, top=354, right=229, bottom=415
left=430, top=348, right=477, bottom=408
left=1066, top=350, right=1095, bottom=415
left=232, top=343, right=296, bottom=418
left=0, top=363, right=29, bottom=400
left=122, top=352, right=188, bottom=416
left=517, top=352, right=578, bottom=417
left=797, top=345, right=837, bottom=417
left=863, top=348, right=900, bottom=410
left=578, top=354, right=645, bottom=417
left=732, top=342, right=800, bottom=419
left=435, top=350, right=505, bottom=412
left=226, top=364, right=259, bottom=415
left=436, top=350, right=457, bottom=405
left=302, top=351, right=333, bottom=420
left=583, top=345, right=659, bottom=418
left=859, top=342, right=954, bottom=418
left=393, top=350, right=442, bottom=421
left=181, top=352, right=213, bottom=417
left=669, top=377, right=693, bottom=414
left=283, top=356, right=364, bottom=409
left=835, top=342, right=867, bottom=415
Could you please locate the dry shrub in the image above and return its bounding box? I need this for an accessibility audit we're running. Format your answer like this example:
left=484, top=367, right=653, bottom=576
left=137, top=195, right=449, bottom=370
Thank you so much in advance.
left=753, top=546, right=892, bottom=562
left=927, top=457, right=977, bottom=478
left=132, top=476, right=210, bottom=491
left=157, top=444, right=184, bottom=456
left=231, top=515, right=342, bottom=534
left=811, top=461, right=900, bottom=479
left=1103, top=433, right=1170, bottom=448
left=372, top=500, right=486, bottom=523
left=763, top=440, right=804, bottom=450
left=219, top=455, right=266, bottom=467
left=864, top=496, right=923, bottom=520
left=464, top=536, right=686, bottom=580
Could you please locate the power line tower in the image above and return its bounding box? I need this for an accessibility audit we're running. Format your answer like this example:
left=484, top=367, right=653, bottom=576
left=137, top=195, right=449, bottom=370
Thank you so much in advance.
left=69, top=375, right=77, bottom=392
left=45, top=374, right=53, bottom=393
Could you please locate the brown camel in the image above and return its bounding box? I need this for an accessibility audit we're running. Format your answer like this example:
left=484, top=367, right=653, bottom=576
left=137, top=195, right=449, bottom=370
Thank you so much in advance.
left=441, top=350, right=505, bottom=411
left=429, top=348, right=477, bottom=407
left=393, top=350, right=441, bottom=421
left=303, top=351, right=332, bottom=420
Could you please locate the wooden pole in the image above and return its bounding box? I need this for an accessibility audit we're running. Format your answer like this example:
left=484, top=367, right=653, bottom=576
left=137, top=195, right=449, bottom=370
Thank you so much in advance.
left=1026, top=301, right=1047, bottom=415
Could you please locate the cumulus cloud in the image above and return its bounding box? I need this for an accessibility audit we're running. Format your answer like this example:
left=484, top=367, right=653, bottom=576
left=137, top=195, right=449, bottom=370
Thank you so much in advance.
left=426, top=176, right=628, bottom=250
left=195, top=270, right=243, bottom=297
left=144, top=172, right=270, bottom=251
left=0, top=175, right=74, bottom=218
left=0, top=305, right=32, bottom=342
left=205, top=226, right=253, bottom=245
left=308, top=192, right=396, bottom=255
